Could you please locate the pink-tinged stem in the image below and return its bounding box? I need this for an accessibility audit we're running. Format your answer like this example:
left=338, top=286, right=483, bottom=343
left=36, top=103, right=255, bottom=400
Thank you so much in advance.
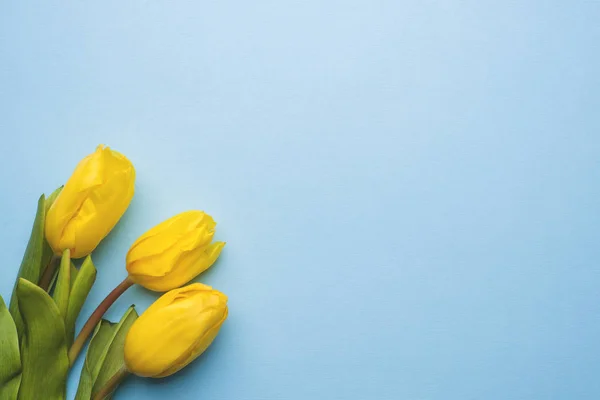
left=68, top=277, right=134, bottom=366
left=38, top=255, right=60, bottom=291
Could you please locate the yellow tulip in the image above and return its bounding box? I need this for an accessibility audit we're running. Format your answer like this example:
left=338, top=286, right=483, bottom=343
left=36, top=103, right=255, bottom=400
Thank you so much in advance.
left=126, top=211, right=225, bottom=291
left=124, top=283, right=228, bottom=378
left=45, top=145, right=135, bottom=259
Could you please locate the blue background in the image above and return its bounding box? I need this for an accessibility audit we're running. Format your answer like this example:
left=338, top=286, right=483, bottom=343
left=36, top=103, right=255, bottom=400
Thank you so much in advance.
left=1, top=1, right=599, bottom=399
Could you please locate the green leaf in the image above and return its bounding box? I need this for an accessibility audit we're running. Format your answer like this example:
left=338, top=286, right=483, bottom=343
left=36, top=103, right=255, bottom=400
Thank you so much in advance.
left=47, top=264, right=60, bottom=294
left=75, top=307, right=138, bottom=400
left=70, top=262, right=79, bottom=289
left=9, top=196, right=48, bottom=338
left=65, top=256, right=97, bottom=346
left=0, top=295, right=21, bottom=399
left=75, top=321, right=113, bottom=400
left=8, top=189, right=62, bottom=337
left=93, top=307, right=137, bottom=398
left=52, top=250, right=71, bottom=320
left=44, top=186, right=63, bottom=215
left=17, top=279, right=69, bottom=400
left=42, top=187, right=63, bottom=288
left=40, top=187, right=63, bottom=293
left=45, top=259, right=76, bottom=296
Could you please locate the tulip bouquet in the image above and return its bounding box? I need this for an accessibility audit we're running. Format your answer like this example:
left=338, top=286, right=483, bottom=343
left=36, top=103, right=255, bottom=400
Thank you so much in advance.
left=0, top=145, right=228, bottom=400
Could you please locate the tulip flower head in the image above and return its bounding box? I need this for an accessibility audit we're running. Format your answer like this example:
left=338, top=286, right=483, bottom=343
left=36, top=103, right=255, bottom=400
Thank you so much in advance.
left=124, top=283, right=228, bottom=378
left=126, top=211, right=225, bottom=291
left=45, top=145, right=135, bottom=258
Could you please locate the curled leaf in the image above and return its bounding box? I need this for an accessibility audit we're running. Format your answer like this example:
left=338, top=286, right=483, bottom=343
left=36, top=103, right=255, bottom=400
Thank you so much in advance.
left=75, top=306, right=138, bottom=400
left=65, top=256, right=97, bottom=345
left=17, top=279, right=68, bottom=400
left=9, top=196, right=49, bottom=337
left=44, top=186, right=63, bottom=215
left=0, top=295, right=21, bottom=399
left=53, top=250, right=71, bottom=319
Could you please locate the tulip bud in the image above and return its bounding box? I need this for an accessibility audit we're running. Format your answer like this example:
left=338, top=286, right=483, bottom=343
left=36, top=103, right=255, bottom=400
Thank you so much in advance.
left=124, top=283, right=228, bottom=378
left=126, top=211, right=225, bottom=292
left=45, top=145, right=135, bottom=259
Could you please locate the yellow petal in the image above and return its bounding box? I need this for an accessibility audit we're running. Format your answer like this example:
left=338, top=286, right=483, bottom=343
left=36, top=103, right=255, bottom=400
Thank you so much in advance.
left=127, top=211, right=215, bottom=262
left=126, top=211, right=224, bottom=292
left=45, top=145, right=135, bottom=258
left=124, top=284, right=228, bottom=377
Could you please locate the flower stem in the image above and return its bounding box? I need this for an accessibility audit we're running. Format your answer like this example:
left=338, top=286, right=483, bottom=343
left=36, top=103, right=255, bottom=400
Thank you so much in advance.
left=38, top=255, right=60, bottom=291
left=92, top=366, right=130, bottom=400
left=68, top=276, right=134, bottom=366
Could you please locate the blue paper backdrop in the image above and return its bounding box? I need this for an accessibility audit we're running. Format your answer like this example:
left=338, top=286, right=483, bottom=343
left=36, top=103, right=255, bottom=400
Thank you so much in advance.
left=1, top=1, right=599, bottom=399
